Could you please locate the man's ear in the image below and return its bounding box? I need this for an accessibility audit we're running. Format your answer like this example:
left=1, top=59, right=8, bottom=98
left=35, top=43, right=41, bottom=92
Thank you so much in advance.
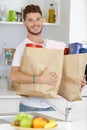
left=23, top=21, right=26, bottom=26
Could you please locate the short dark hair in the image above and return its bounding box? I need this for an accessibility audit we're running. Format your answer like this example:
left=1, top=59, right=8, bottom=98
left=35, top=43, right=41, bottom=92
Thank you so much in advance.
left=23, top=4, right=42, bottom=20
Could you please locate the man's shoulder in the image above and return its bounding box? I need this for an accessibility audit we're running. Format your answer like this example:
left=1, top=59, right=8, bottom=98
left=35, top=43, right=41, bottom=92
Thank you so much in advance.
left=16, top=38, right=30, bottom=49
left=45, top=39, right=66, bottom=49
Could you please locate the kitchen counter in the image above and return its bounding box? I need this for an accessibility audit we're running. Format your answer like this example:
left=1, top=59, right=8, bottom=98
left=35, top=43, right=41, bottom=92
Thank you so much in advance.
left=0, top=97, right=87, bottom=130
left=0, top=91, right=21, bottom=113
left=0, top=111, right=71, bottom=130
left=0, top=117, right=86, bottom=130
left=0, top=91, right=21, bottom=98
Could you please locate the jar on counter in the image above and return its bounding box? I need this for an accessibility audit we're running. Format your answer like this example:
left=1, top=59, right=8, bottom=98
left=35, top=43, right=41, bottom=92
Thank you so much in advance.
left=0, top=76, right=3, bottom=91
left=0, top=76, right=9, bottom=92
left=4, top=48, right=12, bottom=65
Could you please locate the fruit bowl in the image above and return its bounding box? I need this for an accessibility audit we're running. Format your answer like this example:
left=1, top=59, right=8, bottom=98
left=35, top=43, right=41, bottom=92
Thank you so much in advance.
left=10, top=112, right=58, bottom=130
left=11, top=124, right=58, bottom=130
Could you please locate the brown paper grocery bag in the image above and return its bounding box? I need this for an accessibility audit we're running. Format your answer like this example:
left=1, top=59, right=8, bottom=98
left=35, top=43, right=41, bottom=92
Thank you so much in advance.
left=17, top=47, right=64, bottom=98
left=58, top=53, right=87, bottom=101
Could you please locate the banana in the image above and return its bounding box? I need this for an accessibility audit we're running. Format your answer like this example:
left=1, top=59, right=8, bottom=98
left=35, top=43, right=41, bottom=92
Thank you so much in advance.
left=49, top=120, right=56, bottom=123
left=44, top=120, right=57, bottom=128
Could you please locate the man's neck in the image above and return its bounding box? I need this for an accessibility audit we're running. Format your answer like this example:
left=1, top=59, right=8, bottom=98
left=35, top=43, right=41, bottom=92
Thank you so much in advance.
left=27, top=34, right=44, bottom=44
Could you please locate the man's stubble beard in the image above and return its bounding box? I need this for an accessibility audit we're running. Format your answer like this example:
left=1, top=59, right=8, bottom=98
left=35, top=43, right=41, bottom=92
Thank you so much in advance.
left=27, top=26, right=43, bottom=36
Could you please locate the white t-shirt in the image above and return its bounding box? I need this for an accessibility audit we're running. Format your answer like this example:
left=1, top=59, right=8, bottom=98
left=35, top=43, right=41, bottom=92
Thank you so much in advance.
left=12, top=38, right=66, bottom=108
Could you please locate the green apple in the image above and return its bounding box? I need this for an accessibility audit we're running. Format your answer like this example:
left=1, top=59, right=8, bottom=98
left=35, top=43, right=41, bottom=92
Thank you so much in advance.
left=13, top=113, right=32, bottom=127
left=14, top=113, right=32, bottom=121
left=20, top=118, right=32, bottom=128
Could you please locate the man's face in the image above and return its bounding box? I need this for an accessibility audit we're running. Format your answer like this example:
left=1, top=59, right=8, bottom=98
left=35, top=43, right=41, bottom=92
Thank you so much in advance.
left=23, top=13, right=43, bottom=35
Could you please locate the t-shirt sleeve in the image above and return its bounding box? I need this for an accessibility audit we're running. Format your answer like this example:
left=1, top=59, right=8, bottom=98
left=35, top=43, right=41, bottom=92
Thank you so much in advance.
left=12, top=44, right=25, bottom=67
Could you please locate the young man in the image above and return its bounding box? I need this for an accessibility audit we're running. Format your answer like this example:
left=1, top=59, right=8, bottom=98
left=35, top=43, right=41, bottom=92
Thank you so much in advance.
left=10, top=5, right=86, bottom=111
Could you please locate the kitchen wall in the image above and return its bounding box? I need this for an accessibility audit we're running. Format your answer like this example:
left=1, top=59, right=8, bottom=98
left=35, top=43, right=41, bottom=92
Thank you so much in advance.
left=69, top=0, right=87, bottom=43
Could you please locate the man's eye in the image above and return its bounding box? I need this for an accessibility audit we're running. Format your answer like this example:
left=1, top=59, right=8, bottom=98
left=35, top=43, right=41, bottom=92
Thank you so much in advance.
left=36, top=17, right=41, bottom=21
left=28, top=19, right=32, bottom=22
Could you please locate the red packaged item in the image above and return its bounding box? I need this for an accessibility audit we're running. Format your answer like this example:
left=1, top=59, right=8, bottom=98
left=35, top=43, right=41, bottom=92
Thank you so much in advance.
left=64, top=48, right=69, bottom=55
left=26, top=43, right=43, bottom=48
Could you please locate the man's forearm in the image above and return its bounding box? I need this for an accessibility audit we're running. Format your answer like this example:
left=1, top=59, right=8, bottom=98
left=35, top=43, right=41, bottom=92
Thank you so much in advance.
left=10, top=70, right=33, bottom=84
left=10, top=67, right=58, bottom=86
left=10, top=70, right=43, bottom=84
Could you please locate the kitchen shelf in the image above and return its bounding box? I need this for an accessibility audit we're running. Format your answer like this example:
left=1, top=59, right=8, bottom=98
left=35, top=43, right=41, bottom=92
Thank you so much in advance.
left=0, top=0, right=59, bottom=26
left=0, top=21, right=58, bottom=26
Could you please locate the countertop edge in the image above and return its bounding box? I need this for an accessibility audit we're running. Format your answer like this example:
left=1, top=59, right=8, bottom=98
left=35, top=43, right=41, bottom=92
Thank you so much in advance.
left=0, top=91, right=22, bottom=98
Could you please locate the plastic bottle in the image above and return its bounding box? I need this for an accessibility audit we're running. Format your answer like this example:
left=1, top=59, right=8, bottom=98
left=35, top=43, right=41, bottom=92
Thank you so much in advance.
left=48, top=3, right=56, bottom=23
left=3, top=39, right=8, bottom=65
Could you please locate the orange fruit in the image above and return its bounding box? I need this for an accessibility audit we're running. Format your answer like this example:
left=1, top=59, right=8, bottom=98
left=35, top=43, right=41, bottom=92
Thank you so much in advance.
left=32, top=117, right=47, bottom=128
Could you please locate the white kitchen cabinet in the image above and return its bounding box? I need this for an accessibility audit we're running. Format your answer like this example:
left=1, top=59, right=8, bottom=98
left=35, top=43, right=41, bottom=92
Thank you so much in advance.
left=0, top=92, right=21, bottom=113
left=0, top=0, right=59, bottom=25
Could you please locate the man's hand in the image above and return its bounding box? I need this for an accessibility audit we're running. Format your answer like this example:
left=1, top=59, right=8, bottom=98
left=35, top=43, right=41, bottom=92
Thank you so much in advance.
left=36, top=67, right=58, bottom=86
